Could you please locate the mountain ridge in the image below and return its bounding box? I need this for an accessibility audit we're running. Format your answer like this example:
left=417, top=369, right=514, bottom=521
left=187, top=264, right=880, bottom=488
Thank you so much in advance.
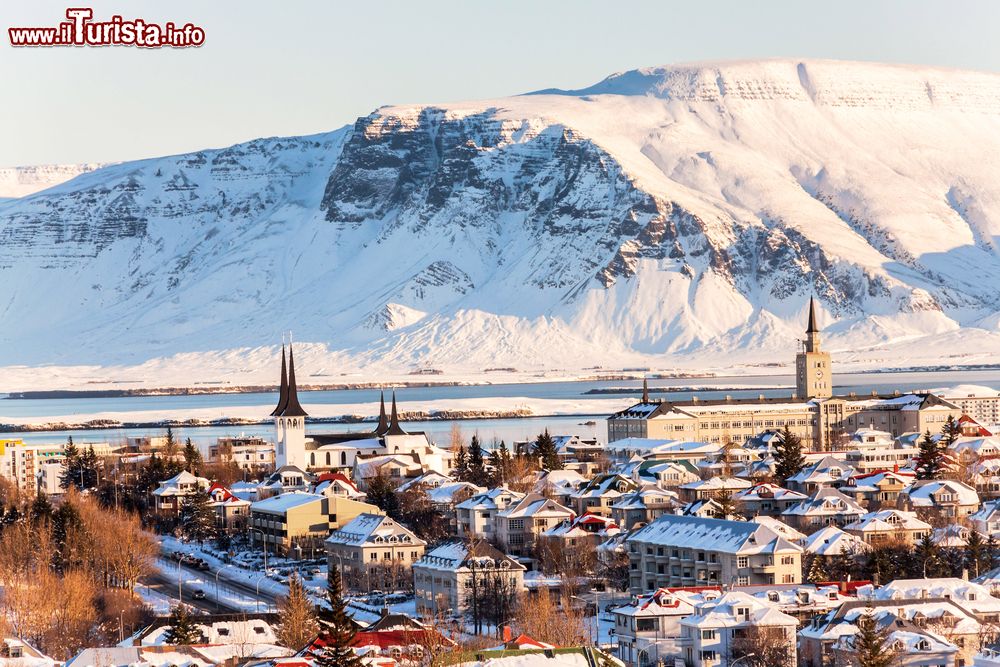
left=4, top=59, right=1000, bottom=389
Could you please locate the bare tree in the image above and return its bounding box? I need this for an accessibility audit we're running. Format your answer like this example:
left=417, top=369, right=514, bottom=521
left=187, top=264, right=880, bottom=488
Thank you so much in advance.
left=730, top=625, right=796, bottom=667
left=516, top=590, right=589, bottom=646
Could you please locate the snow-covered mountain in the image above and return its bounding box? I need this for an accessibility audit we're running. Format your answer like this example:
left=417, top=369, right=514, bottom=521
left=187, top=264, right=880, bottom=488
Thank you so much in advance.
left=0, top=163, right=108, bottom=199
left=5, top=59, right=1000, bottom=389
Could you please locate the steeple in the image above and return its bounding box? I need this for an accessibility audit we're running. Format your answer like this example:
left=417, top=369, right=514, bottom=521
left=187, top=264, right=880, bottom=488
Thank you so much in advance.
left=642, top=378, right=650, bottom=403
left=270, top=345, right=288, bottom=416
left=374, top=390, right=390, bottom=435
left=806, top=297, right=819, bottom=334
left=386, top=391, right=407, bottom=436
left=279, top=344, right=308, bottom=417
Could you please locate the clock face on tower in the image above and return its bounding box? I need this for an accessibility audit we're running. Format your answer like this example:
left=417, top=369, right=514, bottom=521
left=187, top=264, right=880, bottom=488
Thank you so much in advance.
left=816, top=369, right=823, bottom=377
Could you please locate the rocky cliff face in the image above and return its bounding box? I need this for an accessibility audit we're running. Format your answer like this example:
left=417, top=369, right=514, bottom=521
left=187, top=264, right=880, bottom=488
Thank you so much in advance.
left=5, top=59, right=1000, bottom=379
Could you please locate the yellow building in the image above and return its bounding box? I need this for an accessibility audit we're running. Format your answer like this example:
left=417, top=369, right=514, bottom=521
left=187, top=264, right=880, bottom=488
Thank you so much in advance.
left=607, top=299, right=962, bottom=451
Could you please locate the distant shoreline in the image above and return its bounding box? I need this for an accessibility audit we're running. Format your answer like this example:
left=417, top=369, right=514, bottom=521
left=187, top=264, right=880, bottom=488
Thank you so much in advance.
left=0, top=409, right=607, bottom=434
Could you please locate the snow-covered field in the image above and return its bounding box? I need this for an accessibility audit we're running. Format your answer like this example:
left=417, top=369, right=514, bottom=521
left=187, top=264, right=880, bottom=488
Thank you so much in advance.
left=6, top=59, right=1000, bottom=390
left=0, top=394, right=632, bottom=427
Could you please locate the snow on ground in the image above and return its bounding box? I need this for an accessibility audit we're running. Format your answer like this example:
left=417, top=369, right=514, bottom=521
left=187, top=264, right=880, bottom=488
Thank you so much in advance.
left=8, top=61, right=1000, bottom=389
left=0, top=395, right=633, bottom=427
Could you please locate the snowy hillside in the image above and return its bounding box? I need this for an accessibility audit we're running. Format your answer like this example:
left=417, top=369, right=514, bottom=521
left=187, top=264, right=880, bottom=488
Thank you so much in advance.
left=0, top=163, right=108, bottom=199
left=5, top=59, right=1000, bottom=390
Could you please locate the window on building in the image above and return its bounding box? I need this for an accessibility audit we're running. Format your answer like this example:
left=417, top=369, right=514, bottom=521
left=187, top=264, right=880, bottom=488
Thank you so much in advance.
left=737, top=556, right=749, bottom=568
left=701, top=630, right=715, bottom=640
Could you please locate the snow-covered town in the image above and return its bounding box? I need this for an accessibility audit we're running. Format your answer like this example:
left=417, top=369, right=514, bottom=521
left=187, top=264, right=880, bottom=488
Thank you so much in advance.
left=6, top=302, right=1000, bottom=666
left=8, top=3, right=1000, bottom=667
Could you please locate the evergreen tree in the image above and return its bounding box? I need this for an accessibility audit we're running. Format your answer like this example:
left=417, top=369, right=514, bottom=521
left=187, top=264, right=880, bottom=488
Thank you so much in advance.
left=773, top=425, right=806, bottom=484
left=830, top=545, right=856, bottom=582
left=988, top=534, right=1000, bottom=573
left=60, top=437, right=82, bottom=490
left=315, top=568, right=362, bottom=667
left=941, top=415, right=962, bottom=449
left=51, top=497, right=81, bottom=572
left=277, top=573, right=319, bottom=650
left=914, top=532, right=941, bottom=578
left=488, top=440, right=513, bottom=486
left=534, top=429, right=562, bottom=471
left=807, top=555, right=830, bottom=583
left=163, top=604, right=200, bottom=645
left=80, top=444, right=100, bottom=489
left=454, top=445, right=469, bottom=481
left=966, top=529, right=990, bottom=578
left=915, top=430, right=944, bottom=480
left=183, top=438, right=203, bottom=473
left=853, top=612, right=895, bottom=667
left=711, top=490, right=739, bottom=520
left=467, top=435, right=488, bottom=486
left=180, top=488, right=217, bottom=544
left=30, top=491, right=53, bottom=524
left=164, top=426, right=178, bottom=457
left=363, top=473, right=400, bottom=518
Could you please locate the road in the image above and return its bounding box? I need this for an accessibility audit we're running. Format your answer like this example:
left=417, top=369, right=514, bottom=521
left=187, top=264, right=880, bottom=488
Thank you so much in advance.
left=144, top=558, right=281, bottom=614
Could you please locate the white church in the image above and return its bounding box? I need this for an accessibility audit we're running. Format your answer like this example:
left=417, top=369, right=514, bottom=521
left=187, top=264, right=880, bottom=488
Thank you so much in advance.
left=268, top=345, right=453, bottom=488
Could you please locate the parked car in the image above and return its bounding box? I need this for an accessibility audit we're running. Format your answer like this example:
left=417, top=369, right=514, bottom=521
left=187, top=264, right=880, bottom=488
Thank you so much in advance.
left=191, top=589, right=206, bottom=600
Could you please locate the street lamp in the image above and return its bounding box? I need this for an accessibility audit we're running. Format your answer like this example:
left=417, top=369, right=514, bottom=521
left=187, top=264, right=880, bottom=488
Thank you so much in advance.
left=214, top=564, right=235, bottom=612
left=248, top=527, right=268, bottom=573
left=253, top=573, right=267, bottom=613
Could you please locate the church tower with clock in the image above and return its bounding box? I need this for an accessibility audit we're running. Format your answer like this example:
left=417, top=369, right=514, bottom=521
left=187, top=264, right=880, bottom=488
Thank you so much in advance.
left=795, top=297, right=832, bottom=399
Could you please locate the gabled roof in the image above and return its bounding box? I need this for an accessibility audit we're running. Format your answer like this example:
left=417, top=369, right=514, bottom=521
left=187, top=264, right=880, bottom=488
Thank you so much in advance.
left=325, top=513, right=425, bottom=547
left=416, top=538, right=525, bottom=573
left=801, top=525, right=867, bottom=556
left=628, top=514, right=802, bottom=555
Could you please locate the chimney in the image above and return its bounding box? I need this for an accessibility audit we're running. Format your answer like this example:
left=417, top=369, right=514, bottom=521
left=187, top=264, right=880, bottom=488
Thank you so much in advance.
left=503, top=625, right=513, bottom=643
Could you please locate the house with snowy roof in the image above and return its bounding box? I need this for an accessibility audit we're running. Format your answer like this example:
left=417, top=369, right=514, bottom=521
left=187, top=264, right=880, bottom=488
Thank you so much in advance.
left=570, top=473, right=638, bottom=517
left=679, top=590, right=798, bottom=667
left=255, top=464, right=314, bottom=499
left=859, top=578, right=1000, bottom=623
left=610, top=587, right=705, bottom=667
left=495, top=493, right=574, bottom=556
left=733, top=483, right=808, bottom=517
left=312, top=471, right=366, bottom=500
left=785, top=456, right=857, bottom=495
left=898, top=479, right=981, bottom=519
left=781, top=487, right=866, bottom=532
left=325, top=513, right=426, bottom=592
left=799, top=599, right=969, bottom=667
left=626, top=514, right=803, bottom=592
left=533, top=468, right=588, bottom=505
left=1, top=637, right=56, bottom=667
left=412, top=539, right=525, bottom=618
left=541, top=512, right=620, bottom=552
left=150, top=470, right=210, bottom=516
left=842, top=509, right=931, bottom=546
left=677, top=476, right=753, bottom=504
left=455, top=487, right=525, bottom=537
left=749, top=515, right=807, bottom=542
left=801, top=525, right=867, bottom=557
left=842, top=469, right=915, bottom=509
left=610, top=484, right=679, bottom=530
left=970, top=499, right=1000, bottom=537
left=206, top=482, right=251, bottom=529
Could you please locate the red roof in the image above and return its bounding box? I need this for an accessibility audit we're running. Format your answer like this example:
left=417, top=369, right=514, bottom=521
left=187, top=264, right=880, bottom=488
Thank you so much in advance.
left=316, top=472, right=360, bottom=492
left=207, top=483, right=238, bottom=502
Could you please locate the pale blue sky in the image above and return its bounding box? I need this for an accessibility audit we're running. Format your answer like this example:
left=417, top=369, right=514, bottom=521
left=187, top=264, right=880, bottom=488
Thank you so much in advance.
left=3, top=0, right=999, bottom=165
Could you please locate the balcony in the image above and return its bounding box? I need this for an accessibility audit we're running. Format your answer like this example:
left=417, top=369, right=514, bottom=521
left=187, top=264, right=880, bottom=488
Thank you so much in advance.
left=752, top=563, right=776, bottom=574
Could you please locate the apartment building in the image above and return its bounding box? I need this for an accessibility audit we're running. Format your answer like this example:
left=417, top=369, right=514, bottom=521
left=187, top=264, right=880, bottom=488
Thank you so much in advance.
left=455, top=487, right=525, bottom=537
left=495, top=493, right=574, bottom=556
left=325, top=513, right=426, bottom=591
left=626, top=514, right=803, bottom=592
left=842, top=510, right=932, bottom=546
left=249, top=491, right=380, bottom=556
left=413, top=539, right=525, bottom=618
left=679, top=591, right=798, bottom=667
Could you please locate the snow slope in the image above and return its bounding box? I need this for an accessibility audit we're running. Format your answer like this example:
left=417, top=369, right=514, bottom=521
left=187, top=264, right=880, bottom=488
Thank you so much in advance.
left=5, top=59, right=1000, bottom=389
left=0, top=162, right=108, bottom=198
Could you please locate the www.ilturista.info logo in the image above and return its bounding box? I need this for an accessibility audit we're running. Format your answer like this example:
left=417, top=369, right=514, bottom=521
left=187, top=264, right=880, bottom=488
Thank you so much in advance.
left=9, top=8, right=205, bottom=48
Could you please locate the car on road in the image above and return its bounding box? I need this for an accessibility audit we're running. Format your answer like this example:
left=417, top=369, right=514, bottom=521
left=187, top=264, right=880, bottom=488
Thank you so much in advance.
left=191, top=589, right=206, bottom=600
